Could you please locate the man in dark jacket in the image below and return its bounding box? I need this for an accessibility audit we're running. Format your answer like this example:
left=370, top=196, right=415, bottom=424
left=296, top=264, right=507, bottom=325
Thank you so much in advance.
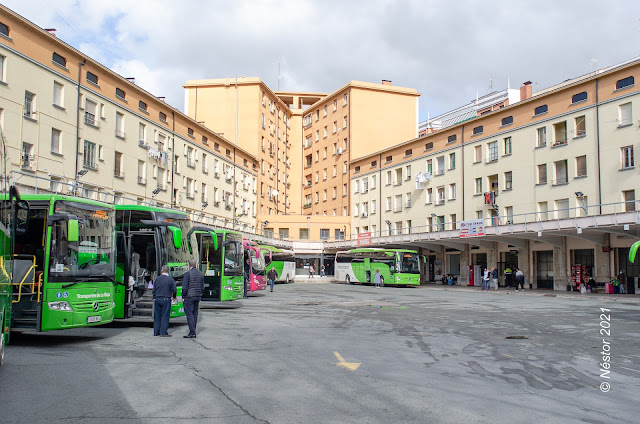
left=182, top=259, right=204, bottom=338
left=267, top=267, right=277, bottom=292
left=152, top=265, right=176, bottom=337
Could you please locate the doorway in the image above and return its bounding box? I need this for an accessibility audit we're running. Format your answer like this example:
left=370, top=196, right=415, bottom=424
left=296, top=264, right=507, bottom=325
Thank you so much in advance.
left=536, top=250, right=554, bottom=289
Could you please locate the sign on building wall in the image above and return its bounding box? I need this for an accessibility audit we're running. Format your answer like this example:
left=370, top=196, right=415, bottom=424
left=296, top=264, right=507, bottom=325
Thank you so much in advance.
left=460, top=219, right=485, bottom=238
left=357, top=232, right=372, bottom=246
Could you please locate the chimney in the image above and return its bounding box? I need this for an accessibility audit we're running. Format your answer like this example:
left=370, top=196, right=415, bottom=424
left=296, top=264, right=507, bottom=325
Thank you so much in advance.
left=520, top=81, right=532, bottom=101
left=381, top=80, right=392, bottom=86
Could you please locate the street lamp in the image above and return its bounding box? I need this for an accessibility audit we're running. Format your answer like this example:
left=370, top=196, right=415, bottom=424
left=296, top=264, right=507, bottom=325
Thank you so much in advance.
left=74, top=169, right=88, bottom=196
left=575, top=192, right=587, bottom=214
left=385, top=219, right=392, bottom=236
left=150, top=187, right=161, bottom=206
left=262, top=220, right=269, bottom=237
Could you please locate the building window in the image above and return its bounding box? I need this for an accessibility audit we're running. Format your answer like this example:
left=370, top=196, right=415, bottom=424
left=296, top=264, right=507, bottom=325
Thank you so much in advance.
left=323, top=126, right=327, bottom=137
left=0, top=54, right=5, bottom=82
left=447, top=134, right=457, bottom=143
left=623, top=190, right=636, bottom=212
left=537, top=127, right=546, bottom=147
left=619, top=103, right=632, bottom=127
left=405, top=165, right=412, bottom=180
left=386, top=155, right=392, bottom=163
left=473, top=125, right=483, bottom=135
left=487, top=141, right=498, bottom=162
left=139, top=123, right=146, bottom=143
left=0, top=22, right=9, bottom=37
left=115, top=87, right=126, bottom=100
left=386, top=170, right=392, bottom=185
left=553, top=121, right=567, bottom=146
left=333, top=99, right=337, bottom=111
left=187, top=128, right=194, bottom=138
left=371, top=160, right=377, bottom=168
left=503, top=137, right=512, bottom=155
left=449, top=183, right=456, bottom=200
left=616, top=76, right=634, bottom=90
left=425, top=142, right=433, bottom=150
left=426, top=159, right=433, bottom=174
left=534, top=104, right=548, bottom=115
left=343, top=116, right=348, bottom=128
left=449, top=153, right=456, bottom=170
left=52, top=52, right=66, bottom=67
left=622, top=146, right=634, bottom=169
left=324, top=105, right=328, bottom=116
left=24, top=91, right=36, bottom=119
left=554, top=160, right=568, bottom=185
left=115, top=112, right=125, bottom=138
left=86, top=71, right=99, bottom=85
left=537, top=164, right=547, bottom=184
left=114, top=151, right=123, bottom=177
left=21, top=142, right=33, bottom=169
left=425, top=188, right=432, bottom=204
left=53, top=81, right=64, bottom=107
left=504, top=171, right=512, bottom=190
left=475, top=178, right=482, bottom=194
left=571, top=91, right=587, bottom=104
left=159, top=112, right=167, bottom=123
left=51, top=128, right=61, bottom=154
left=576, top=155, right=587, bottom=177
left=436, top=187, right=445, bottom=205
left=501, top=116, right=513, bottom=126
left=343, top=93, right=348, bottom=105
left=83, top=140, right=97, bottom=169
left=333, top=121, right=337, bottom=133
left=574, top=116, right=586, bottom=137
left=405, top=149, right=412, bottom=157
left=474, top=145, right=482, bottom=163
left=139, top=100, right=148, bottom=112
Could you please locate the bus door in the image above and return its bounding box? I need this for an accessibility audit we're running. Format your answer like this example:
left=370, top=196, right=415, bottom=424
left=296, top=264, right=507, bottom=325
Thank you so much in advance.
left=198, top=233, right=221, bottom=301
left=364, top=257, right=371, bottom=283
left=128, top=231, right=158, bottom=297
left=115, top=231, right=134, bottom=318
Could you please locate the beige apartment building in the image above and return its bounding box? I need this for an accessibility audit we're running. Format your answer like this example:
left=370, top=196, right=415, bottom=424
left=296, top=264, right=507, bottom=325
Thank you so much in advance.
left=0, top=6, right=258, bottom=232
left=347, top=58, right=640, bottom=291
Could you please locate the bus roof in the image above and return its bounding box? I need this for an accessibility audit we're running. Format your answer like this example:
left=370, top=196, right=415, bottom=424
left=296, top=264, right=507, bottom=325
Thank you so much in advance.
left=114, top=204, right=189, bottom=216
left=345, top=248, right=419, bottom=254
left=15, top=194, right=115, bottom=209
left=258, top=245, right=293, bottom=254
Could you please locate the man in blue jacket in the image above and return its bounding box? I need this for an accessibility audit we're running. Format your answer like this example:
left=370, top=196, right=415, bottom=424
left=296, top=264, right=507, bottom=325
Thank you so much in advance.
left=152, top=265, right=176, bottom=337
left=181, top=259, right=204, bottom=338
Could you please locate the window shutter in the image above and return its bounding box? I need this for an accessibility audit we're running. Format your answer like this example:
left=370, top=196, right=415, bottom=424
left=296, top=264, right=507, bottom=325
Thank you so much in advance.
left=576, top=156, right=587, bottom=177
left=538, top=164, right=547, bottom=183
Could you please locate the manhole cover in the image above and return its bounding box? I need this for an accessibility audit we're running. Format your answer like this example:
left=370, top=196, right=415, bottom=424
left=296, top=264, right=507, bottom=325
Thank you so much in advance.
left=505, top=336, right=528, bottom=339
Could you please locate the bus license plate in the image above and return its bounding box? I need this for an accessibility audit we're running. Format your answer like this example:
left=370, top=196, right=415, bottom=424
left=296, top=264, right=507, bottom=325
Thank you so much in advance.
left=87, top=315, right=101, bottom=323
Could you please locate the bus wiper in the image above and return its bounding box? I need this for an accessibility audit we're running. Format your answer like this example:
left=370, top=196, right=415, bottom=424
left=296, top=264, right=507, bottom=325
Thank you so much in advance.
left=62, top=281, right=78, bottom=288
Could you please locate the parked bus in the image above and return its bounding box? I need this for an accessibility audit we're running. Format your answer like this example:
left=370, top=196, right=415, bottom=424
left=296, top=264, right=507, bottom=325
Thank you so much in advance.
left=260, top=245, right=295, bottom=284
left=4, top=194, right=117, bottom=336
left=114, top=205, right=197, bottom=319
left=334, top=248, right=422, bottom=286
left=243, top=238, right=266, bottom=292
left=191, top=227, right=244, bottom=301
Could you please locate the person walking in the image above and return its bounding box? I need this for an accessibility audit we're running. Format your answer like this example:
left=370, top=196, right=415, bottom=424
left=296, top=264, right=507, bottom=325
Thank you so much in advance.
left=374, top=269, right=382, bottom=288
left=182, top=259, right=204, bottom=338
left=483, top=268, right=490, bottom=291
left=515, top=268, right=525, bottom=292
left=492, top=268, right=499, bottom=291
left=267, top=267, right=277, bottom=292
left=152, top=265, right=176, bottom=337
left=504, top=266, right=513, bottom=288
left=309, top=264, right=315, bottom=278
left=321, top=265, right=326, bottom=277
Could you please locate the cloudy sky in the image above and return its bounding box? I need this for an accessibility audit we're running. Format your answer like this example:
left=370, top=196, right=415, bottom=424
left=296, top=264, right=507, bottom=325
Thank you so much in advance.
left=5, top=0, right=640, bottom=121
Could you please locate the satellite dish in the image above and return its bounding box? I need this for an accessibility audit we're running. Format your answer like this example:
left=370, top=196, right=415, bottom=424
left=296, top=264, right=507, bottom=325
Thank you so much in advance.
left=272, top=190, right=278, bottom=197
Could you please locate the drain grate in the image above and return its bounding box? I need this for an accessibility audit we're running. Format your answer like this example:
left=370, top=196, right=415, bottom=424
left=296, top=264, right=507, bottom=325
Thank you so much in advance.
left=505, top=336, right=529, bottom=339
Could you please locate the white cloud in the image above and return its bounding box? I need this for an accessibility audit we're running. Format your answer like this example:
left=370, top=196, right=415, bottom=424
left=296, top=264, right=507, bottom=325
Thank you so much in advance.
left=4, top=0, right=640, bottom=120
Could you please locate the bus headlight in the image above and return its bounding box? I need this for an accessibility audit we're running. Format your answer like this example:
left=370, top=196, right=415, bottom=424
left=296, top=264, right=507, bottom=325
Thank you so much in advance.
left=48, top=301, right=73, bottom=311
left=224, top=286, right=233, bottom=291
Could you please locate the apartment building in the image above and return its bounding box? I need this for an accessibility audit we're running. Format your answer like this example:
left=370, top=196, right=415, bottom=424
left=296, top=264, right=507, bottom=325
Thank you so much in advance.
left=349, top=58, right=640, bottom=291
left=0, top=6, right=258, bottom=231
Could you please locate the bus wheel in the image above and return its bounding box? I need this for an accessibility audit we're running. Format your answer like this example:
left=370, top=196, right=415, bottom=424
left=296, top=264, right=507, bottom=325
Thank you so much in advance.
left=346, top=275, right=352, bottom=285
left=380, top=276, right=384, bottom=287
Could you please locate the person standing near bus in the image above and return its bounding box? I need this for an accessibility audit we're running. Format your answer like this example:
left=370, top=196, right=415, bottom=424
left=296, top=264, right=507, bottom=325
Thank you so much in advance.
left=514, top=268, right=525, bottom=292
left=374, top=269, right=381, bottom=288
left=152, top=265, right=176, bottom=337
left=182, top=259, right=204, bottom=338
left=309, top=264, right=315, bottom=278
left=491, top=268, right=499, bottom=291
left=243, top=254, right=250, bottom=298
left=483, top=268, right=490, bottom=291
left=267, top=267, right=277, bottom=292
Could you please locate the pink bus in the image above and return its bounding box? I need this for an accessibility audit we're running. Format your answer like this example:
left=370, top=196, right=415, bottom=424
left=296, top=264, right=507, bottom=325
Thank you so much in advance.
left=243, top=238, right=267, bottom=292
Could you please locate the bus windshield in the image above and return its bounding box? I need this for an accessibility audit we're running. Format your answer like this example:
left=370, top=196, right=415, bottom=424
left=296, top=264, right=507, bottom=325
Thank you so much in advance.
left=49, top=200, right=116, bottom=283
left=224, top=240, right=243, bottom=276
left=156, top=212, right=197, bottom=278
left=251, top=250, right=266, bottom=275
left=398, top=252, right=420, bottom=274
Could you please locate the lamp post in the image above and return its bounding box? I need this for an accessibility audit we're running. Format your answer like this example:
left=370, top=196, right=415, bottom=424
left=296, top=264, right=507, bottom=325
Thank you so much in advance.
left=74, top=169, right=88, bottom=196
left=385, top=219, right=392, bottom=236
left=262, top=220, right=269, bottom=237
left=198, top=202, right=208, bottom=223
left=150, top=187, right=161, bottom=206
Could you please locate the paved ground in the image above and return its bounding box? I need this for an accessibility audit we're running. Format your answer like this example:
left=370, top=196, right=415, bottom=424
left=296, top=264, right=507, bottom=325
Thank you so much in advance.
left=1, top=281, right=639, bottom=423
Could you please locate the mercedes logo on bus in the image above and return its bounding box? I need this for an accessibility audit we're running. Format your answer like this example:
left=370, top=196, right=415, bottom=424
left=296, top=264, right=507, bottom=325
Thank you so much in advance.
left=93, top=302, right=99, bottom=311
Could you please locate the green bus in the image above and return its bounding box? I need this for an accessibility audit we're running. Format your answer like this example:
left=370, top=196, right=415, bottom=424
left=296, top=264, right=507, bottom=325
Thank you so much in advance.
left=260, top=245, right=295, bottom=284
left=191, top=227, right=244, bottom=301
left=4, top=194, right=117, bottom=337
left=334, top=248, right=422, bottom=286
left=114, top=205, right=197, bottom=319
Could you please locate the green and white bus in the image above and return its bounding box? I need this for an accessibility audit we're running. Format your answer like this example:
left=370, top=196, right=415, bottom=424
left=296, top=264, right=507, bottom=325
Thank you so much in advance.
left=260, top=245, right=295, bottom=284
left=192, top=227, right=244, bottom=301
left=114, top=205, right=197, bottom=319
left=4, top=194, right=117, bottom=336
left=334, top=248, right=422, bottom=286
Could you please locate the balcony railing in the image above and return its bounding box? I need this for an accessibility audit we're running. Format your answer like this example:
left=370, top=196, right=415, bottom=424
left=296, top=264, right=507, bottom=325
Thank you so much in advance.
left=138, top=177, right=146, bottom=185
left=552, top=139, right=567, bottom=147
left=84, top=114, right=100, bottom=128
left=115, top=129, right=126, bottom=139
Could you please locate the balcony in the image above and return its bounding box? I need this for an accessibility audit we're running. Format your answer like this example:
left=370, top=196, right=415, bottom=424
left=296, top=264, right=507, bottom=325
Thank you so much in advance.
left=114, top=170, right=125, bottom=179
left=138, top=176, right=146, bottom=185
left=84, top=114, right=100, bottom=128
left=552, top=139, right=568, bottom=147
left=186, top=158, right=195, bottom=168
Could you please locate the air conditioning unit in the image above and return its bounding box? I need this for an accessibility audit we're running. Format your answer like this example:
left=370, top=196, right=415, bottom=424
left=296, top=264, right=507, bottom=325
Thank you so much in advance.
left=336, top=148, right=343, bottom=154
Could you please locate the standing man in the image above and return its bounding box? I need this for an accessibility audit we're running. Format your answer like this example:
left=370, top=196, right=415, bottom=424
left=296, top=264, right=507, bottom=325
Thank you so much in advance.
left=492, top=268, right=499, bottom=291
left=243, top=254, right=251, bottom=298
left=152, top=265, right=176, bottom=337
left=182, top=259, right=204, bottom=338
left=267, top=267, right=277, bottom=292
left=483, top=268, right=490, bottom=291
left=515, top=268, right=525, bottom=292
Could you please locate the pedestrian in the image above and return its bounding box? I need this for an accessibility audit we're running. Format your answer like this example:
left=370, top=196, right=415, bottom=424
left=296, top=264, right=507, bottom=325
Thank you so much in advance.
left=374, top=268, right=382, bottom=288
left=515, top=268, right=525, bottom=292
left=267, top=267, right=277, bottom=292
left=447, top=273, right=454, bottom=285
left=617, top=270, right=626, bottom=294
left=504, top=266, right=513, bottom=288
left=309, top=264, right=314, bottom=278
left=182, top=259, right=204, bottom=338
left=483, top=268, right=490, bottom=291
left=321, top=265, right=326, bottom=277
left=243, top=254, right=250, bottom=298
left=492, top=268, right=499, bottom=291
left=152, top=265, right=176, bottom=337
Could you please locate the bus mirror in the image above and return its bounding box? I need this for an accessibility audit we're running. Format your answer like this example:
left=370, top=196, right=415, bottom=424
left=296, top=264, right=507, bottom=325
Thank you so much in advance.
left=169, top=227, right=182, bottom=249
left=421, top=255, right=426, bottom=264
left=207, top=231, right=218, bottom=251
left=14, top=199, right=29, bottom=236
left=68, top=219, right=79, bottom=242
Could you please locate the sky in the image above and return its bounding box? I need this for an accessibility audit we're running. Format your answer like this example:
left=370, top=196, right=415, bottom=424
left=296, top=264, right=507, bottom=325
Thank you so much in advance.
left=5, top=0, right=640, bottom=121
